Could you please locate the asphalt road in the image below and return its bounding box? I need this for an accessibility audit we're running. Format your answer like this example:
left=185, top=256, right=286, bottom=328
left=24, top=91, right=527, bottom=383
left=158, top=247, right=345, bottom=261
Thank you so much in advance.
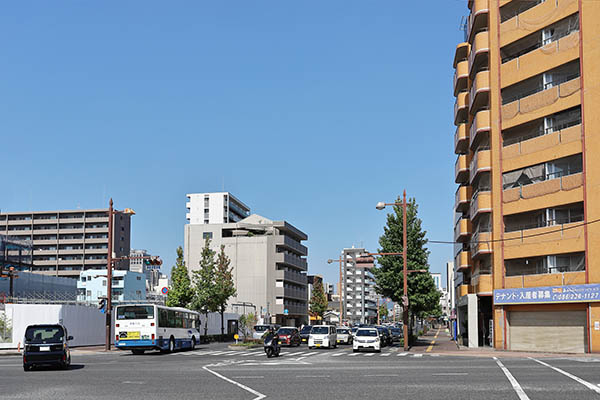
left=4, top=343, right=600, bottom=400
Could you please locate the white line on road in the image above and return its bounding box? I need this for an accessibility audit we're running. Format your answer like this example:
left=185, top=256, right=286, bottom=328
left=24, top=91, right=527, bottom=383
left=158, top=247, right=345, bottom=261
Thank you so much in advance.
left=432, top=373, right=469, bottom=376
left=493, top=357, right=530, bottom=400
left=397, top=352, right=408, bottom=357
left=203, top=365, right=266, bottom=400
left=349, top=353, right=360, bottom=356
left=331, top=353, right=345, bottom=357
left=529, top=357, right=600, bottom=395
left=363, top=353, right=375, bottom=357
left=413, top=354, right=423, bottom=358
left=381, top=353, right=391, bottom=357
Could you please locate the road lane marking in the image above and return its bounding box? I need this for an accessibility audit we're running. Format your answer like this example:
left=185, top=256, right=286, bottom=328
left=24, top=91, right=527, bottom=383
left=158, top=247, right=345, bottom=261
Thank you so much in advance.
left=364, top=353, right=375, bottom=357
left=381, top=353, right=391, bottom=357
left=397, top=352, right=408, bottom=357
left=331, top=352, right=345, bottom=357
left=413, top=354, right=423, bottom=358
left=432, top=373, right=468, bottom=376
left=203, top=365, right=266, bottom=400
left=349, top=353, right=360, bottom=356
left=493, top=357, right=530, bottom=400
left=529, top=358, right=600, bottom=395
left=426, top=341, right=435, bottom=352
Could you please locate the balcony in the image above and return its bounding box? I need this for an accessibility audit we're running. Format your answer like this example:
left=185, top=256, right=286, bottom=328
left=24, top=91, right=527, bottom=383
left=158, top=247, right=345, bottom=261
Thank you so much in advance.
left=469, top=190, right=492, bottom=220
left=471, top=231, right=492, bottom=259
left=276, top=269, right=308, bottom=285
left=459, top=284, right=470, bottom=297
left=503, top=221, right=585, bottom=259
left=275, top=235, right=308, bottom=256
left=454, top=92, right=469, bottom=125
left=455, top=250, right=472, bottom=271
left=501, top=31, right=580, bottom=88
left=503, top=172, right=584, bottom=214
left=469, top=70, right=490, bottom=114
left=454, top=60, right=469, bottom=96
left=453, top=42, right=469, bottom=68
left=275, top=287, right=308, bottom=301
left=455, top=185, right=472, bottom=213
left=467, top=0, right=489, bottom=43
left=469, top=110, right=490, bottom=150
left=469, top=149, right=491, bottom=183
left=472, top=274, right=493, bottom=294
left=275, top=253, right=307, bottom=271
left=502, top=76, right=581, bottom=128
left=454, top=123, right=469, bottom=154
left=502, top=124, right=582, bottom=171
left=273, top=303, right=307, bottom=316
left=455, top=154, right=470, bottom=184
left=469, top=30, right=489, bottom=79
left=454, top=218, right=473, bottom=242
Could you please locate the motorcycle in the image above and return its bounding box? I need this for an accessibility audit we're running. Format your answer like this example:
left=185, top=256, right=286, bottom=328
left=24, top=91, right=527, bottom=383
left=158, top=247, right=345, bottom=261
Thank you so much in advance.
left=263, top=333, right=281, bottom=358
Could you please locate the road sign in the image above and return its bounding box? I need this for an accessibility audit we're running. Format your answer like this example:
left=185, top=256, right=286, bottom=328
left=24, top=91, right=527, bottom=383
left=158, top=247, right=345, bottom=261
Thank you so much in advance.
left=234, top=334, right=239, bottom=340
left=284, top=309, right=289, bottom=315
left=161, top=287, right=169, bottom=295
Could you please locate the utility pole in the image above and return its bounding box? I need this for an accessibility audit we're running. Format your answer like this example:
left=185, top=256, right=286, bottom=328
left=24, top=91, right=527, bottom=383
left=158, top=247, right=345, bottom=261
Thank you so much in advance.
left=105, top=199, right=113, bottom=351
left=402, top=190, right=409, bottom=351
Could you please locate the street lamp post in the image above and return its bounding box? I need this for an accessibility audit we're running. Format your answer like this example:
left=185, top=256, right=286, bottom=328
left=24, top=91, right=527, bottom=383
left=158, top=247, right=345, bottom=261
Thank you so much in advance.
left=375, top=190, right=413, bottom=351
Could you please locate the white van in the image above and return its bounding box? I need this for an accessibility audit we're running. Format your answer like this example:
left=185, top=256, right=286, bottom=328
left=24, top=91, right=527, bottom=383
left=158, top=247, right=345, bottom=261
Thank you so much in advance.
left=308, top=325, right=337, bottom=349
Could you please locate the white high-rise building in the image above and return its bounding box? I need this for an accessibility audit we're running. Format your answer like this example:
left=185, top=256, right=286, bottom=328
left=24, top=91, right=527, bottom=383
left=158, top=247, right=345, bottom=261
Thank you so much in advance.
left=186, top=192, right=250, bottom=225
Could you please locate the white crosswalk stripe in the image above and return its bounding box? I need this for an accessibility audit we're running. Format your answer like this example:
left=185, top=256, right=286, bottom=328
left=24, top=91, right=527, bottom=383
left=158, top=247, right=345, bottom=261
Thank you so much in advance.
left=364, top=353, right=375, bottom=357
left=413, top=354, right=423, bottom=358
left=349, top=353, right=360, bottom=356
left=397, top=352, right=408, bottom=357
left=381, top=353, right=392, bottom=357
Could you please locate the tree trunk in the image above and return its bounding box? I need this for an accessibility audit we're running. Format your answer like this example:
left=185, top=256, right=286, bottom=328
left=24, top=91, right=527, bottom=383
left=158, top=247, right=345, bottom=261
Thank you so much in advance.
left=220, top=306, right=225, bottom=342
left=203, top=311, right=209, bottom=341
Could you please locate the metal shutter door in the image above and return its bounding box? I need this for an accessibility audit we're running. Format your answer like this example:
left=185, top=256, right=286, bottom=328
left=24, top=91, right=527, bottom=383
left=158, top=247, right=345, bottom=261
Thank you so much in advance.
left=508, top=311, right=586, bottom=354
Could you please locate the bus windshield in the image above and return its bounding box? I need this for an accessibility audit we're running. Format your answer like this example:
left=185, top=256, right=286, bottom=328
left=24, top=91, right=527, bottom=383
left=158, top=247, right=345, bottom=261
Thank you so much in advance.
left=117, top=306, right=154, bottom=320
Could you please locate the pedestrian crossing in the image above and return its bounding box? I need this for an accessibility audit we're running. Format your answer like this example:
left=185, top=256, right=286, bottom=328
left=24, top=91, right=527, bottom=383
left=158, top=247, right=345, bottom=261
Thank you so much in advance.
left=164, top=348, right=440, bottom=359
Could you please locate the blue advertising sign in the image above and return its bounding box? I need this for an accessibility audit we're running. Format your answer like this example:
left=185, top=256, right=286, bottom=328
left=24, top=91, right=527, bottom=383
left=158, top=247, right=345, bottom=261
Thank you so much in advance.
left=494, top=283, right=600, bottom=305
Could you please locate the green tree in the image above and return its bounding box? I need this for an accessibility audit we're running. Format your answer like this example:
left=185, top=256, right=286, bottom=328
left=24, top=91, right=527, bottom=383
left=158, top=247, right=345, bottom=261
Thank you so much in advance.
left=378, top=304, right=389, bottom=322
left=371, top=197, right=441, bottom=331
left=166, top=246, right=193, bottom=308
left=214, top=245, right=237, bottom=341
left=238, top=312, right=257, bottom=340
left=309, top=279, right=328, bottom=322
left=191, top=238, right=219, bottom=339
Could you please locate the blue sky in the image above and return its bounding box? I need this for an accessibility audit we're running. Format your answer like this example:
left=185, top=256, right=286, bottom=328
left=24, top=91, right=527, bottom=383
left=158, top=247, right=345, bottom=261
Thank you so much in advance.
left=1, top=1, right=467, bottom=289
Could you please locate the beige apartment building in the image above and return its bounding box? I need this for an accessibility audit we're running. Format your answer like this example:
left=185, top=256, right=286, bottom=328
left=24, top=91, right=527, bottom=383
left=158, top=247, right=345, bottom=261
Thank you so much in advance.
left=453, top=0, right=600, bottom=353
left=0, top=209, right=131, bottom=278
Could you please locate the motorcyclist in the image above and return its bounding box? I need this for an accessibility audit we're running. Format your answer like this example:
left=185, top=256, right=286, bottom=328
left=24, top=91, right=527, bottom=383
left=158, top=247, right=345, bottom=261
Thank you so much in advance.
left=263, top=326, right=280, bottom=356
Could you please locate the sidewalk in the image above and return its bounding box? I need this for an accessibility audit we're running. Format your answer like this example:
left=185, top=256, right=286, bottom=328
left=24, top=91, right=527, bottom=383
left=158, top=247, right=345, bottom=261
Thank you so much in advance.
left=410, top=326, right=599, bottom=359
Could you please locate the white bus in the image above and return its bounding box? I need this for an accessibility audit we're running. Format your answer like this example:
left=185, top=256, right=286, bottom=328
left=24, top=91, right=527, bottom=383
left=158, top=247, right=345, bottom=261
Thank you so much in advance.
left=114, top=304, right=200, bottom=354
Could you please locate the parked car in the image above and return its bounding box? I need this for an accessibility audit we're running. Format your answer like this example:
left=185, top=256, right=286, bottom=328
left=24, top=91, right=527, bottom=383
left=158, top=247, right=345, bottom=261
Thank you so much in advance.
left=390, top=327, right=402, bottom=342
left=308, top=325, right=337, bottom=349
left=253, top=324, right=278, bottom=340
left=23, top=324, right=73, bottom=371
left=336, top=327, right=353, bottom=345
left=353, top=328, right=381, bottom=353
left=375, top=325, right=392, bottom=346
left=299, top=325, right=313, bottom=344
left=277, top=327, right=301, bottom=346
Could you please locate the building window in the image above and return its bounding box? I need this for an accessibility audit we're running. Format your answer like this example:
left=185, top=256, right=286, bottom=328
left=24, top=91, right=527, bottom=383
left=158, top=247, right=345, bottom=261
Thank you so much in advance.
left=203, top=232, right=213, bottom=240
left=102, top=280, right=106, bottom=286
left=137, top=276, right=141, bottom=280
left=204, top=219, right=209, bottom=224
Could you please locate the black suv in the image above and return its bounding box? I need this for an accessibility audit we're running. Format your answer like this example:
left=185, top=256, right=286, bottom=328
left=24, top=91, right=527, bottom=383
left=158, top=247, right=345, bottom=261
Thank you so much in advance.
left=23, top=324, right=73, bottom=371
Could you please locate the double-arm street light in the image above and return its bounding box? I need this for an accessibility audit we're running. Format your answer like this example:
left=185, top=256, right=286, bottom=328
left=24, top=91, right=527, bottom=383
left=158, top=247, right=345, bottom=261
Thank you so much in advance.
left=374, top=190, right=427, bottom=351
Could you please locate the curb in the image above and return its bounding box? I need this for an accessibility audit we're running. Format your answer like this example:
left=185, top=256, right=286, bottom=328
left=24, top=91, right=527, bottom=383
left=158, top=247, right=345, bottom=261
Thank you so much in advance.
left=227, top=344, right=262, bottom=350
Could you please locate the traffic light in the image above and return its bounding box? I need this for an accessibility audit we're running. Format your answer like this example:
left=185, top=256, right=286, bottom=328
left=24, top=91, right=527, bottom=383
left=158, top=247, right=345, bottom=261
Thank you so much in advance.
left=143, top=257, right=162, bottom=266
left=355, top=255, right=375, bottom=269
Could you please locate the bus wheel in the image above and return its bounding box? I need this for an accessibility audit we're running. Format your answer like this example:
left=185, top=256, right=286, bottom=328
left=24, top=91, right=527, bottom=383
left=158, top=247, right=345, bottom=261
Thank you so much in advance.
left=191, top=337, right=196, bottom=350
left=168, top=338, right=175, bottom=353
left=132, top=349, right=145, bottom=355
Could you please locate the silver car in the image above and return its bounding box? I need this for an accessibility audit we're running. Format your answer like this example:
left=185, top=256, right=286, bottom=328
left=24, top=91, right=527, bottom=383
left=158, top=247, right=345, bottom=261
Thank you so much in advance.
left=252, top=324, right=277, bottom=340
left=336, top=327, right=353, bottom=345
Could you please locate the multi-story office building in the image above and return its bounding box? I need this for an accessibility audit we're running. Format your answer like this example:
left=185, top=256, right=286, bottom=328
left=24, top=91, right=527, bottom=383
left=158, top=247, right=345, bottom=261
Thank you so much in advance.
left=446, top=261, right=456, bottom=318
left=453, top=0, right=600, bottom=353
left=0, top=209, right=131, bottom=278
left=186, top=192, right=250, bottom=225
left=76, top=269, right=146, bottom=305
left=185, top=213, right=308, bottom=326
left=342, top=248, right=377, bottom=325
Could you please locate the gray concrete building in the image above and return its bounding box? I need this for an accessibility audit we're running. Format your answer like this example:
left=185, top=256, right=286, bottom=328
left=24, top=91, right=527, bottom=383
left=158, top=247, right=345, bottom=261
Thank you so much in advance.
left=0, top=209, right=131, bottom=278
left=185, top=214, right=308, bottom=326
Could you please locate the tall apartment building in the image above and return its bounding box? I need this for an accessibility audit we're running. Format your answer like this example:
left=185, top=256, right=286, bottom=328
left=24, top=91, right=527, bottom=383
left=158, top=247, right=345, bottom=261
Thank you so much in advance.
left=453, top=0, right=600, bottom=353
left=186, top=192, right=250, bottom=225
left=0, top=209, right=131, bottom=278
left=185, top=214, right=309, bottom=326
left=342, top=248, right=377, bottom=325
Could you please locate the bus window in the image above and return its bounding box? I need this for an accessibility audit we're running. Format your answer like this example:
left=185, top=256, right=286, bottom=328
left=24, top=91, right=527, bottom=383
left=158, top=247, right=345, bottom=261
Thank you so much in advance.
left=159, top=309, right=168, bottom=327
